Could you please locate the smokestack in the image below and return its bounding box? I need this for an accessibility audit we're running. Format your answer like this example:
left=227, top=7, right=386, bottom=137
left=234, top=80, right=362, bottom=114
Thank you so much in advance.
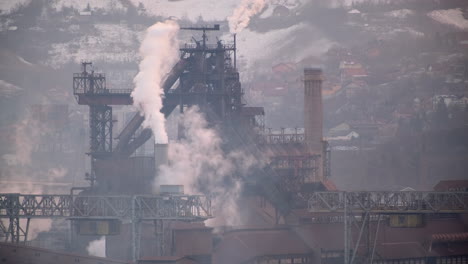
left=304, top=68, right=324, bottom=182
left=304, top=68, right=323, bottom=151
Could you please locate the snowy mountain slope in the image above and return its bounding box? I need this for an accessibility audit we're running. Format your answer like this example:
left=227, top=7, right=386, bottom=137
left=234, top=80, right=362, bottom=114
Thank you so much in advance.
left=51, top=0, right=127, bottom=13
left=232, top=22, right=334, bottom=79
left=0, top=0, right=31, bottom=15
left=428, top=8, right=468, bottom=30
left=129, top=0, right=238, bottom=21
left=44, top=23, right=141, bottom=69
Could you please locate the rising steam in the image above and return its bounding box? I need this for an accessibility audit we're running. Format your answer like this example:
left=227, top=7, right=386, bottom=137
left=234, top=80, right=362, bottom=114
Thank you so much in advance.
left=228, top=0, right=267, bottom=34
left=156, top=107, right=263, bottom=226
left=131, top=20, right=180, bottom=143
left=86, top=236, right=106, bottom=258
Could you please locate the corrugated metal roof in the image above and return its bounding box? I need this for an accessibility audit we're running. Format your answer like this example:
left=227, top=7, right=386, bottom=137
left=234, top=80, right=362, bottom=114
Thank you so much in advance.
left=433, top=180, right=468, bottom=191
left=432, top=232, right=468, bottom=243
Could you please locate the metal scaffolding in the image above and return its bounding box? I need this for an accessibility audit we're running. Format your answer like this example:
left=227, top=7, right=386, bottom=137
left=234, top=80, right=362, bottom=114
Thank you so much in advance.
left=308, top=191, right=468, bottom=214
left=89, top=105, right=113, bottom=155
left=308, top=191, right=468, bottom=264
left=0, top=193, right=212, bottom=261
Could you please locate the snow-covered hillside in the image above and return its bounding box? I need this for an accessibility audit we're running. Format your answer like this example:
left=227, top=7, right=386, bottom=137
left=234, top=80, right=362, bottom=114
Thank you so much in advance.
left=44, top=24, right=141, bottom=69
left=232, top=23, right=334, bottom=79
left=51, top=0, right=127, bottom=13
left=428, top=8, right=468, bottom=30
left=129, top=0, right=238, bottom=21
left=0, top=0, right=31, bottom=15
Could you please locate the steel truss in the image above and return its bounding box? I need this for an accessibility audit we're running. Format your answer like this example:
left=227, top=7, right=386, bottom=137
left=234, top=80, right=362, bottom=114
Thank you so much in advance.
left=0, top=193, right=212, bottom=261
left=308, top=191, right=468, bottom=214
left=308, top=192, right=468, bottom=264
left=89, top=105, right=112, bottom=155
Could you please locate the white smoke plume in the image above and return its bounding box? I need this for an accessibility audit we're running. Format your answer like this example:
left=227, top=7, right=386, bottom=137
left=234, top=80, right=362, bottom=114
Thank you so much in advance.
left=0, top=108, right=70, bottom=241
left=156, top=107, right=263, bottom=226
left=86, top=236, right=106, bottom=258
left=27, top=219, right=53, bottom=240
left=228, top=0, right=268, bottom=34
left=132, top=20, right=180, bottom=144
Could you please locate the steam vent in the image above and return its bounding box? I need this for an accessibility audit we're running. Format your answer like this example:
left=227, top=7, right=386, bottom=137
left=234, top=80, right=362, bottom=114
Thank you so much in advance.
left=2, top=2, right=468, bottom=264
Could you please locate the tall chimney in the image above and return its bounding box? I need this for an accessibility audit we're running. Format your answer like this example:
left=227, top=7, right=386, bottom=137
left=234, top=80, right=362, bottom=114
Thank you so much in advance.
left=304, top=68, right=324, bottom=182
left=304, top=68, right=323, bottom=151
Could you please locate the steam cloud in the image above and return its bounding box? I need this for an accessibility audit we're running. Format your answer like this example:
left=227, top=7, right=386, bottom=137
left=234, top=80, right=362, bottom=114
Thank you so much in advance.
left=131, top=20, right=180, bottom=143
left=86, top=236, right=106, bottom=258
left=228, top=0, right=267, bottom=34
left=0, top=109, right=70, bottom=241
left=156, top=107, right=262, bottom=226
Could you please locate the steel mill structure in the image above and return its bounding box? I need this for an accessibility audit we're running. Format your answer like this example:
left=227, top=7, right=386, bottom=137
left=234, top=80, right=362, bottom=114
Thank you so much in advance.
left=1, top=25, right=467, bottom=264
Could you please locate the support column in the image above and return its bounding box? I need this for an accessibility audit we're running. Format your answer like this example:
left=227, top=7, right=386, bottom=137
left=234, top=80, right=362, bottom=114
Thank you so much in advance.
left=344, top=192, right=349, bottom=264
left=131, top=196, right=141, bottom=262
left=89, top=105, right=113, bottom=155
left=154, top=220, right=165, bottom=256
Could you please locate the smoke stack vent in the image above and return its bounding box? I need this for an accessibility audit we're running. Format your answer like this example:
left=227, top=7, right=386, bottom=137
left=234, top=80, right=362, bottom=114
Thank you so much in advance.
left=303, top=68, right=323, bottom=152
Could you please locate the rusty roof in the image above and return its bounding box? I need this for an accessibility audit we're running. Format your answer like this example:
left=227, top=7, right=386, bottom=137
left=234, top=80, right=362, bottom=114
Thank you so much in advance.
left=433, top=180, right=468, bottom=191
left=432, top=232, right=468, bottom=243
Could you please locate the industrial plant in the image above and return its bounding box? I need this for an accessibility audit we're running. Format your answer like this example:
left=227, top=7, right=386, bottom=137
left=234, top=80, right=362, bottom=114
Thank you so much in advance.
left=1, top=1, right=468, bottom=264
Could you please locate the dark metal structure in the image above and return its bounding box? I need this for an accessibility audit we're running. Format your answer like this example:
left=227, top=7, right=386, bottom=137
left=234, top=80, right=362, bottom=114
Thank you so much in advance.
left=308, top=191, right=468, bottom=264
left=114, top=24, right=253, bottom=159
left=73, top=62, right=133, bottom=186
left=0, top=193, right=212, bottom=261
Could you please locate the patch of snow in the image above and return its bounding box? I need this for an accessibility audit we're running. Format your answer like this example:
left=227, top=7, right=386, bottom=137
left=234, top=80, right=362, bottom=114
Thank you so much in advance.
left=0, top=80, right=23, bottom=98
left=0, top=0, right=31, bottom=15
left=131, top=0, right=304, bottom=22
left=28, top=26, right=46, bottom=32
left=130, top=0, right=238, bottom=21
left=332, top=146, right=359, bottom=151
left=51, top=0, right=127, bottom=13
left=259, top=4, right=275, bottom=19
left=385, top=9, right=414, bottom=19
left=348, top=9, right=361, bottom=14
left=43, top=23, right=141, bottom=69
left=388, top=27, right=424, bottom=38
left=428, top=8, right=468, bottom=30
left=230, top=23, right=333, bottom=79
left=17, top=56, right=33, bottom=66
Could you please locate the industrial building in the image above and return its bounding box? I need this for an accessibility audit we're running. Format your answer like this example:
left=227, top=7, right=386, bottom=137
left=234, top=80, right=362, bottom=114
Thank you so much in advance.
left=1, top=24, right=467, bottom=264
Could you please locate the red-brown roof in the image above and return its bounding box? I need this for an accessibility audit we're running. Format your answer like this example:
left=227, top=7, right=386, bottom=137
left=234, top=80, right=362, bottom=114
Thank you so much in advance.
left=342, top=67, right=368, bottom=77
left=432, top=232, right=468, bottom=243
left=433, top=180, right=468, bottom=191
left=322, top=180, right=338, bottom=191
left=272, top=62, right=296, bottom=73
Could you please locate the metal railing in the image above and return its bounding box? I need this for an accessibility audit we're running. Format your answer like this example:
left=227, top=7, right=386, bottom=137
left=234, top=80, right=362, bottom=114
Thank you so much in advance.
left=0, top=194, right=212, bottom=221
left=308, top=191, right=468, bottom=214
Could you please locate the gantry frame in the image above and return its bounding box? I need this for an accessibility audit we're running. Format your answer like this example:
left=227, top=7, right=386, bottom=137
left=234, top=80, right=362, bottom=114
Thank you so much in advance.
left=308, top=191, right=468, bottom=264
left=0, top=193, right=212, bottom=261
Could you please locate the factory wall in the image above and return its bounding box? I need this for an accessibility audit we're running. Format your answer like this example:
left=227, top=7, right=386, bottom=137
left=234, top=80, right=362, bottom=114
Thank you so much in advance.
left=0, top=242, right=130, bottom=264
left=95, top=156, right=155, bottom=194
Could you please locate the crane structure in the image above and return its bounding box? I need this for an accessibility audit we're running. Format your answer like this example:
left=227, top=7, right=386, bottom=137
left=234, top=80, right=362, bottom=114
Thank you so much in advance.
left=308, top=191, right=468, bottom=264
left=0, top=193, right=211, bottom=261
